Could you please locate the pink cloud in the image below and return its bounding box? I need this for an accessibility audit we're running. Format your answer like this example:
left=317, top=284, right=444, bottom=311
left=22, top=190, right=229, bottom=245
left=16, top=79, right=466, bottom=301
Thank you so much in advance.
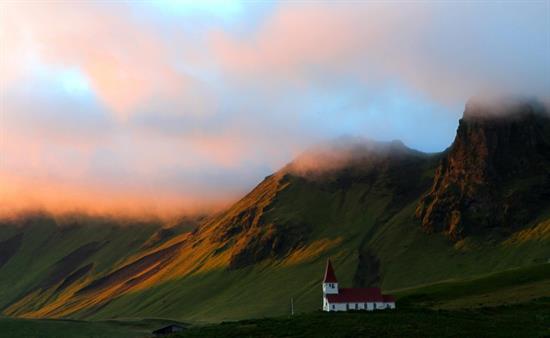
left=211, top=2, right=549, bottom=104
left=0, top=1, right=547, bottom=218
left=1, top=2, right=214, bottom=120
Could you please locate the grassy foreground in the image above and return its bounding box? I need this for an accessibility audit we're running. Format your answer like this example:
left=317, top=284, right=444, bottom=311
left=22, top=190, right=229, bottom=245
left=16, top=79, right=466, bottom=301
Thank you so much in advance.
left=0, top=317, right=183, bottom=338
left=394, top=263, right=550, bottom=309
left=1, top=300, right=548, bottom=338
left=175, top=300, right=550, bottom=338
left=1, top=265, right=548, bottom=337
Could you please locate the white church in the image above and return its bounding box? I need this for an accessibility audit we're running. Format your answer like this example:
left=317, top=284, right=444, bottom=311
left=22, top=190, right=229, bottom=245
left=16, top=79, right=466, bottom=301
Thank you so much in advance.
left=322, top=259, right=396, bottom=312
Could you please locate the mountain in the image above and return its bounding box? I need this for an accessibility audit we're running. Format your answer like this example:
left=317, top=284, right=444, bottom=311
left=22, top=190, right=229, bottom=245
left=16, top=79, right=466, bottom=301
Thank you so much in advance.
left=0, top=99, right=549, bottom=322
left=416, top=99, right=550, bottom=239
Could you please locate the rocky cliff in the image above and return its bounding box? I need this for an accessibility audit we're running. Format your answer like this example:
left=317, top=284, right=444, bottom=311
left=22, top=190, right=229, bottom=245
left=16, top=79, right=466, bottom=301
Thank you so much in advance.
left=416, top=100, right=550, bottom=240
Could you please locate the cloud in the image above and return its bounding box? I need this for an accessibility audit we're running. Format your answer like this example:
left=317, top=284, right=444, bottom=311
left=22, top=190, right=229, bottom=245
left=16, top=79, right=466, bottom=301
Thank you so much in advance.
left=0, top=1, right=548, bottom=217
left=212, top=2, right=549, bottom=103
left=285, top=137, right=412, bottom=178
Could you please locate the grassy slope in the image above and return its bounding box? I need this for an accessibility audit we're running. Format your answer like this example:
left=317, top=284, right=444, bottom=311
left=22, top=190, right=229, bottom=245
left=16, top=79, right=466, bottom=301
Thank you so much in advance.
left=394, top=263, right=550, bottom=308
left=79, top=171, right=550, bottom=322
left=0, top=217, right=161, bottom=313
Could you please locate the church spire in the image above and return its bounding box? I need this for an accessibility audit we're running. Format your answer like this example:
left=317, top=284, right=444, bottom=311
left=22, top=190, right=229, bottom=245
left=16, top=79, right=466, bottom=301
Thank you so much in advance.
left=323, top=259, right=338, bottom=283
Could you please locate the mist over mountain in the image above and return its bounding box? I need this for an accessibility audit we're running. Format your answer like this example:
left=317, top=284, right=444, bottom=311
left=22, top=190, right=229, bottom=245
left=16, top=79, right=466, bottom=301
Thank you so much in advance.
left=284, top=137, right=422, bottom=178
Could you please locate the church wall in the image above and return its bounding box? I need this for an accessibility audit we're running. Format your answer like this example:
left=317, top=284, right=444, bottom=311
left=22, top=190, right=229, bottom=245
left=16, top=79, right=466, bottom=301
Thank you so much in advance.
left=326, top=303, right=347, bottom=311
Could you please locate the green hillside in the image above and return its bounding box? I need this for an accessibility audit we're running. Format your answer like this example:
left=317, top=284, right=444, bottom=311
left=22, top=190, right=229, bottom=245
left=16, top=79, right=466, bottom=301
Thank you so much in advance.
left=394, top=263, right=550, bottom=308
left=0, top=214, right=190, bottom=317
left=1, top=105, right=549, bottom=323
left=77, top=169, right=549, bottom=321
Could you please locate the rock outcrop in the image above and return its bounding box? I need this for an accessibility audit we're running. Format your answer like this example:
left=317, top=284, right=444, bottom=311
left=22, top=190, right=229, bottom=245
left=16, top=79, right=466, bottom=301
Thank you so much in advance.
left=416, top=100, right=550, bottom=240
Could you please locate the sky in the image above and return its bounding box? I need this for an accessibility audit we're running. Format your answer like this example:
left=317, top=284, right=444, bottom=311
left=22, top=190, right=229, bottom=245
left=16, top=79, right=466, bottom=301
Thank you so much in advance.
left=1, top=1, right=549, bottom=217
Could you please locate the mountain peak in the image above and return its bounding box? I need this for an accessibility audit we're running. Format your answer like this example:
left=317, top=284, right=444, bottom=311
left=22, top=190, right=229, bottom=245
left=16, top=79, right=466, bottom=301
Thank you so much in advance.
left=284, top=137, right=420, bottom=178
left=462, top=96, right=547, bottom=121
left=416, top=98, right=550, bottom=240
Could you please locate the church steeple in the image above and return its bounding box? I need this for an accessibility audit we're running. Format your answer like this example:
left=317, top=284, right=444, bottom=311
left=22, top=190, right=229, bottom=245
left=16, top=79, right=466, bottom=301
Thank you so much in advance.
left=323, top=259, right=338, bottom=283
left=322, top=259, right=339, bottom=294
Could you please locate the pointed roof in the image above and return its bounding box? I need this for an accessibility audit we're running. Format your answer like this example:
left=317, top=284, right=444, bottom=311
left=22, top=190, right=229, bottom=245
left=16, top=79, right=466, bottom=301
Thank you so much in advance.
left=323, top=259, right=338, bottom=283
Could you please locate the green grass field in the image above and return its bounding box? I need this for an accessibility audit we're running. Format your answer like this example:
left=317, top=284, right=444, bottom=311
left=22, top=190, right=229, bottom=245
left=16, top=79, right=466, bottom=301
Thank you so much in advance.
left=0, top=317, right=184, bottom=338
left=394, top=263, right=550, bottom=309
left=175, top=300, right=550, bottom=338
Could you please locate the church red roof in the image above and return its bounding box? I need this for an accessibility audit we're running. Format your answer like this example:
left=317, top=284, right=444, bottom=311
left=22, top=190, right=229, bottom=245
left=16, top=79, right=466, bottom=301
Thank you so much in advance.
left=326, top=287, right=385, bottom=303
left=323, top=259, right=338, bottom=283
left=383, top=295, right=396, bottom=303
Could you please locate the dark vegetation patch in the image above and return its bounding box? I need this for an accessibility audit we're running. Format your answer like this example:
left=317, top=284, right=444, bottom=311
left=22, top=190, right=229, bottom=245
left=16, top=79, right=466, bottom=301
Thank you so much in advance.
left=211, top=241, right=232, bottom=256
left=0, top=233, right=23, bottom=269
left=38, top=242, right=103, bottom=291
left=55, top=263, right=94, bottom=293
left=76, top=242, right=183, bottom=296
left=141, top=228, right=177, bottom=250
left=142, top=216, right=202, bottom=250
left=75, top=257, right=178, bottom=317
left=228, top=220, right=311, bottom=269
left=353, top=248, right=380, bottom=288
left=378, top=156, right=438, bottom=217
left=207, top=173, right=286, bottom=244
left=119, top=250, right=179, bottom=292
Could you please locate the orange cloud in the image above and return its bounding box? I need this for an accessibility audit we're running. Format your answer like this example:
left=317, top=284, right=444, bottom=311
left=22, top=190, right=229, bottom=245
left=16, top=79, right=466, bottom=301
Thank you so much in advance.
left=0, top=170, right=232, bottom=219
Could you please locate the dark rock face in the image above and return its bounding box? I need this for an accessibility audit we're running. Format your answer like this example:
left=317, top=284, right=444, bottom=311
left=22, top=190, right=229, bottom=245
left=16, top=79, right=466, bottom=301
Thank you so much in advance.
left=416, top=101, right=550, bottom=240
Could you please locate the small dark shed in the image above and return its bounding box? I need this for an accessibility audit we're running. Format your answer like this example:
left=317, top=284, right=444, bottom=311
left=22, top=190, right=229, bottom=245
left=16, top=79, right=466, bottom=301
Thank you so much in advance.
left=152, top=324, right=185, bottom=336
